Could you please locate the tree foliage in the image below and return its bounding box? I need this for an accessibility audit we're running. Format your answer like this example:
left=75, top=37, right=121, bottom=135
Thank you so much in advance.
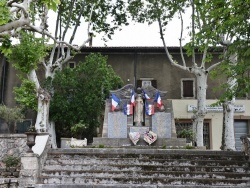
left=7, top=32, right=48, bottom=74
left=49, top=53, right=123, bottom=140
left=202, top=0, right=250, bottom=101
left=0, top=105, right=24, bottom=127
left=14, top=78, right=38, bottom=111
left=6, top=32, right=48, bottom=110
left=0, top=0, right=10, bottom=26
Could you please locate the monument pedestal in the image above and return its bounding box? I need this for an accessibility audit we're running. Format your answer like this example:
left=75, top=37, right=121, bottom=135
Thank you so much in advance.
left=19, top=153, right=39, bottom=187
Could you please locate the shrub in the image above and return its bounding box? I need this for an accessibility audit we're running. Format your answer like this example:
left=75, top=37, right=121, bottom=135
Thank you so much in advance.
left=3, top=155, right=20, bottom=168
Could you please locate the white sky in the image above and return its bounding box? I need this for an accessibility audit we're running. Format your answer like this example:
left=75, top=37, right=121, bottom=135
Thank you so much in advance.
left=93, top=21, right=189, bottom=47
left=48, top=11, right=191, bottom=47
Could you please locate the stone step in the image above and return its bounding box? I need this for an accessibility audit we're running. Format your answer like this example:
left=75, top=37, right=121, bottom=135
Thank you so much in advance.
left=46, top=148, right=246, bottom=161
left=38, top=148, right=250, bottom=187
left=42, top=164, right=249, bottom=173
left=39, top=176, right=249, bottom=186
left=34, top=184, right=249, bottom=188
left=41, top=170, right=250, bottom=179
left=44, top=158, right=249, bottom=167
left=47, top=148, right=245, bottom=156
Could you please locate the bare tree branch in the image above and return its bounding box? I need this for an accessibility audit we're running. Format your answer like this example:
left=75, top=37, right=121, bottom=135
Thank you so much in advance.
left=178, top=10, right=186, bottom=67
left=80, top=4, right=95, bottom=48
left=201, top=47, right=208, bottom=68
left=207, top=61, right=222, bottom=72
left=62, top=0, right=76, bottom=41
left=0, top=18, right=29, bottom=33
left=70, top=1, right=86, bottom=44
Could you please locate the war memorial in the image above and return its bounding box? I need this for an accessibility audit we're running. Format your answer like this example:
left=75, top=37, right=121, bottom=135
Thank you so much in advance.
left=93, top=84, right=186, bottom=147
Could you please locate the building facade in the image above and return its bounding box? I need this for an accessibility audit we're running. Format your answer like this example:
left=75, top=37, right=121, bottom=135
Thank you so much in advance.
left=0, top=46, right=249, bottom=150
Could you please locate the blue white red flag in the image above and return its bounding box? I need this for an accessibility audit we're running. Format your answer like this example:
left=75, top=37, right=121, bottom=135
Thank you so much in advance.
left=146, top=102, right=154, bottom=115
left=130, top=89, right=135, bottom=106
left=142, top=90, right=151, bottom=99
left=111, top=94, right=120, bottom=111
left=154, top=91, right=162, bottom=108
left=124, top=104, right=133, bottom=115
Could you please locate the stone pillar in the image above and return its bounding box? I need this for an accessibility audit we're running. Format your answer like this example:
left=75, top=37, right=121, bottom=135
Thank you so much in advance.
left=19, top=153, right=39, bottom=188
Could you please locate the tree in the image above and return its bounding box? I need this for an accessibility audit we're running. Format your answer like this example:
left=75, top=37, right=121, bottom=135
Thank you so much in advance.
left=134, top=0, right=250, bottom=149
left=196, top=0, right=250, bottom=150
left=127, top=0, right=225, bottom=147
left=1, top=0, right=128, bottom=147
left=0, top=105, right=24, bottom=133
left=49, top=53, right=123, bottom=142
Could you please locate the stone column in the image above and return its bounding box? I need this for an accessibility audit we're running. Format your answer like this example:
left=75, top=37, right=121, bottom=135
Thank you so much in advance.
left=19, top=153, right=39, bottom=188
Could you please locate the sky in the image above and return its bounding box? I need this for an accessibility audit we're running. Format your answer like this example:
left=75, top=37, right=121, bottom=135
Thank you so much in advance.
left=93, top=21, right=189, bottom=47
left=48, top=11, right=191, bottom=47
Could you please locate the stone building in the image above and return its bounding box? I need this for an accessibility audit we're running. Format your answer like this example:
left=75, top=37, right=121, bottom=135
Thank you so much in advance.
left=0, top=46, right=249, bottom=150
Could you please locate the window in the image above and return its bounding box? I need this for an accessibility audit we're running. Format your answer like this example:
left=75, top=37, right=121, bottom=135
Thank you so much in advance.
left=15, top=119, right=32, bottom=133
left=175, top=120, right=210, bottom=149
left=68, top=61, right=76, bottom=69
left=181, top=78, right=195, bottom=98
left=142, top=80, right=151, bottom=88
left=137, top=78, right=157, bottom=88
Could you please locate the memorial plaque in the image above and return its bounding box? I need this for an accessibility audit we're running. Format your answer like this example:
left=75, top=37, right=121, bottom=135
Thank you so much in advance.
left=130, top=127, right=149, bottom=137
left=152, top=112, right=171, bottom=138
left=108, top=112, right=127, bottom=138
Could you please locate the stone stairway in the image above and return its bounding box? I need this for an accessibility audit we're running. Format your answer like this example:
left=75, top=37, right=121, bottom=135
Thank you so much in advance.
left=35, top=148, right=250, bottom=188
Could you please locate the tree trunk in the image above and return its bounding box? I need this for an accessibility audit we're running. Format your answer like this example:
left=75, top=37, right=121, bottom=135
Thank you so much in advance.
left=35, top=88, right=50, bottom=132
left=28, top=70, right=52, bottom=133
left=48, top=121, right=57, bottom=148
left=223, top=100, right=236, bottom=150
left=222, top=54, right=237, bottom=151
left=193, top=67, right=208, bottom=147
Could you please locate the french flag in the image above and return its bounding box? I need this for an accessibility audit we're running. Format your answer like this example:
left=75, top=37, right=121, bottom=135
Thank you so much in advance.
left=146, top=102, right=154, bottom=115
left=130, top=90, right=135, bottom=106
left=111, top=94, right=120, bottom=111
left=143, top=90, right=150, bottom=99
left=124, top=104, right=133, bottom=115
left=154, top=91, right=162, bottom=108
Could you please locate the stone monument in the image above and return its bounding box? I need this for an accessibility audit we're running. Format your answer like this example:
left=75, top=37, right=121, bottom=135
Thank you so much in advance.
left=92, top=84, right=185, bottom=147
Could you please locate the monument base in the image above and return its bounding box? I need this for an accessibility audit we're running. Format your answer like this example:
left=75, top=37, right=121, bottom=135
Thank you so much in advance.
left=92, top=137, right=186, bottom=147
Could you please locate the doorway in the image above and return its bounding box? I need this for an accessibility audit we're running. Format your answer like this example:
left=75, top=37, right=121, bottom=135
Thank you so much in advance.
left=234, top=120, right=248, bottom=151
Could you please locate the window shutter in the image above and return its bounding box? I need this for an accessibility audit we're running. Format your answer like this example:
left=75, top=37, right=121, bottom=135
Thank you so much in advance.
left=183, top=80, right=194, bottom=97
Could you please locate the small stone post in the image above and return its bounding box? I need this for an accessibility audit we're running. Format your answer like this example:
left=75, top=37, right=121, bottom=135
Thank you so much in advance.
left=19, top=153, right=39, bottom=188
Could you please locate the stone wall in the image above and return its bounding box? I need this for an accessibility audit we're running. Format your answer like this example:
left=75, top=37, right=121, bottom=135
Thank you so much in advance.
left=0, top=134, right=27, bottom=188
left=0, top=134, right=28, bottom=160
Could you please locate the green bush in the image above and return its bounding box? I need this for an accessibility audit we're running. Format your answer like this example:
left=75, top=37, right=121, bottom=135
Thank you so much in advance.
left=3, top=155, right=20, bottom=168
left=185, top=145, right=195, bottom=149
left=98, top=144, right=105, bottom=148
left=177, top=129, right=194, bottom=140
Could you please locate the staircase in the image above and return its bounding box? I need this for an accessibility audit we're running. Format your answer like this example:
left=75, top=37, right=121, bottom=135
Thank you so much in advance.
left=35, top=148, right=250, bottom=188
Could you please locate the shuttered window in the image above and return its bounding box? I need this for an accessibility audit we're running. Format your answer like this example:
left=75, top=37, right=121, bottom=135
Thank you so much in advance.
left=181, top=79, right=195, bottom=98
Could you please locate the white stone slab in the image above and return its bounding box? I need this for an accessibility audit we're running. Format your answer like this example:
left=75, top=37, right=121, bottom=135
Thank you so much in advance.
left=152, top=112, right=171, bottom=138
left=108, top=112, right=127, bottom=138
left=32, top=135, right=49, bottom=156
